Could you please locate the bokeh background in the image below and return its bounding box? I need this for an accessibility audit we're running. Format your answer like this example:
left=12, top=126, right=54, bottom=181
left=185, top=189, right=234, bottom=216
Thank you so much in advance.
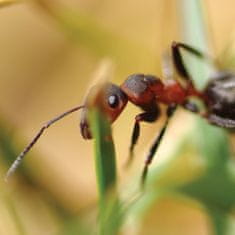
left=0, top=0, right=235, bottom=234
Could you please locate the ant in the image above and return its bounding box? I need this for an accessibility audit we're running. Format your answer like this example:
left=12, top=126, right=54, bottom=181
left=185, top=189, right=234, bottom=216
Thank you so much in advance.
left=5, top=42, right=235, bottom=185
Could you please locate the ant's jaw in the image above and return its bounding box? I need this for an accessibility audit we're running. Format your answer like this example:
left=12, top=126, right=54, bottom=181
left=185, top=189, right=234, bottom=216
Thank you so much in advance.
left=80, top=120, right=92, bottom=139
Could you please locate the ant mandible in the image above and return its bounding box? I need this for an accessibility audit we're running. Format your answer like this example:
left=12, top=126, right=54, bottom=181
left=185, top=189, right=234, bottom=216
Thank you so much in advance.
left=5, top=42, right=235, bottom=185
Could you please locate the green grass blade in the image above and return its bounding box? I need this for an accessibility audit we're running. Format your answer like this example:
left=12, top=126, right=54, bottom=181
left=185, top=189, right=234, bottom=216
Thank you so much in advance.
left=89, top=108, right=117, bottom=203
left=89, top=108, right=122, bottom=235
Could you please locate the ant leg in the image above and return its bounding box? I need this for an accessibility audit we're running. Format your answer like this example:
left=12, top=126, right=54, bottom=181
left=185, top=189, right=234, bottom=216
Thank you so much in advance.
left=171, top=41, right=204, bottom=80
left=206, top=114, right=235, bottom=128
left=141, top=104, right=177, bottom=186
left=125, top=108, right=160, bottom=167
left=5, top=105, right=84, bottom=181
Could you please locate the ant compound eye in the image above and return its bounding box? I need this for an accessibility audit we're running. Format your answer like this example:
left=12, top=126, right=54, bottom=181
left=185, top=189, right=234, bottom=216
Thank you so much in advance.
left=108, top=95, right=119, bottom=108
left=104, top=83, right=128, bottom=123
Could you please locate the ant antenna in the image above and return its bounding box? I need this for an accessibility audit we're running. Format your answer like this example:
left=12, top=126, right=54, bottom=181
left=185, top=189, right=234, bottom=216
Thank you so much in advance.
left=5, top=105, right=85, bottom=182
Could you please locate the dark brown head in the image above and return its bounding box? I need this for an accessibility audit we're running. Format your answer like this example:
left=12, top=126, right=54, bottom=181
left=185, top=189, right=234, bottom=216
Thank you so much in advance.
left=80, top=83, right=128, bottom=139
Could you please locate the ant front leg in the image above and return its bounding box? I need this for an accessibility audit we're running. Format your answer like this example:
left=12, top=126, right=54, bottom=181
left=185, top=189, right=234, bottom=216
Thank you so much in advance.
left=141, top=104, right=177, bottom=187
left=125, top=106, right=160, bottom=167
left=171, top=41, right=205, bottom=81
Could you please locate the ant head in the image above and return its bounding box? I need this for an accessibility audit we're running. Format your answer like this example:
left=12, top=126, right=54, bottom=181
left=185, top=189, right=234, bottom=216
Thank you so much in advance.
left=80, top=83, right=128, bottom=139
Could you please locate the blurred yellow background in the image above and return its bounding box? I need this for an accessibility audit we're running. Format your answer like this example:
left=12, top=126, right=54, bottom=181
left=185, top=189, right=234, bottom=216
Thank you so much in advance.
left=0, top=0, right=235, bottom=234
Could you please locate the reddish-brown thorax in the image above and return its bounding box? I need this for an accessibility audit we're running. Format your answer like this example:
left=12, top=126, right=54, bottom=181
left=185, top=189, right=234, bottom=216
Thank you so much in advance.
left=157, top=81, right=203, bottom=105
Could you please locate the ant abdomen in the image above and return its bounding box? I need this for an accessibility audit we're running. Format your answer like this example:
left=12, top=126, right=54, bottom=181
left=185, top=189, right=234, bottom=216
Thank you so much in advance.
left=205, top=71, right=235, bottom=119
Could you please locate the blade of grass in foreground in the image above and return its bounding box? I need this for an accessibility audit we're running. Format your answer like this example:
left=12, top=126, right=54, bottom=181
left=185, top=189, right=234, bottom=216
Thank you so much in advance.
left=82, top=59, right=123, bottom=234
left=89, top=107, right=122, bottom=235
left=89, top=108, right=117, bottom=204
